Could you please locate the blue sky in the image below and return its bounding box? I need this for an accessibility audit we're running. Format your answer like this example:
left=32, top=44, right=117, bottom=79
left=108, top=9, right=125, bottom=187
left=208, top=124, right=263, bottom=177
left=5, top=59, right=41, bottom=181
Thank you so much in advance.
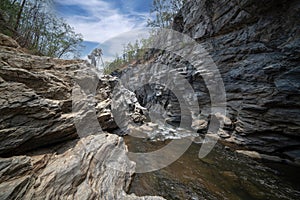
left=54, top=0, right=153, bottom=61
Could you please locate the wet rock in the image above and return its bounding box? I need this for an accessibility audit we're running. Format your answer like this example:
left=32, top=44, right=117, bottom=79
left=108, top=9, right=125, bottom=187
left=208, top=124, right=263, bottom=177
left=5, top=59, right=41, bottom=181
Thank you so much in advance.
left=217, top=129, right=231, bottom=139
left=125, top=0, right=300, bottom=156
left=225, top=134, right=247, bottom=145
left=214, top=113, right=232, bottom=127
left=220, top=171, right=239, bottom=181
left=147, top=122, right=159, bottom=129
left=236, top=150, right=283, bottom=162
left=191, top=120, right=208, bottom=132
left=224, top=146, right=230, bottom=151
left=283, top=150, right=300, bottom=165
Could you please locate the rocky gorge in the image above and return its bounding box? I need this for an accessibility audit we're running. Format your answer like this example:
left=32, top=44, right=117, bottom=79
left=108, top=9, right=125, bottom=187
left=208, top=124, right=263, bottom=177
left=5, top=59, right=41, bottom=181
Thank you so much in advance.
left=116, top=0, right=300, bottom=164
left=0, top=0, right=299, bottom=199
left=0, top=33, right=164, bottom=200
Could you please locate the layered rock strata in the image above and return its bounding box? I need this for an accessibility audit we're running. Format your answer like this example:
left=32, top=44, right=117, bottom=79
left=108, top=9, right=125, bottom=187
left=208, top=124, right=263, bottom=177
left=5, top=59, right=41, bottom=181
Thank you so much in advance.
left=0, top=33, right=164, bottom=200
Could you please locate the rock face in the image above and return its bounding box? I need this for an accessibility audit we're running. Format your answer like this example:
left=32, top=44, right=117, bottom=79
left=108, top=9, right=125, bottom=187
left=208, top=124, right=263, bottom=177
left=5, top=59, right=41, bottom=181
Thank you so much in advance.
left=0, top=32, right=119, bottom=156
left=173, top=0, right=300, bottom=158
left=116, top=0, right=300, bottom=160
left=0, top=0, right=299, bottom=197
left=0, top=134, right=164, bottom=200
left=175, top=0, right=300, bottom=134
left=0, top=33, right=164, bottom=200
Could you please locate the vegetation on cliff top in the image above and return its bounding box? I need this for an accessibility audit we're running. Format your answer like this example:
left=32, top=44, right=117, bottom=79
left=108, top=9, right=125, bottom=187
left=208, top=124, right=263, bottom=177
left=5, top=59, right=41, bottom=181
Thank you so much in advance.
left=103, top=0, right=186, bottom=74
left=0, top=0, right=83, bottom=58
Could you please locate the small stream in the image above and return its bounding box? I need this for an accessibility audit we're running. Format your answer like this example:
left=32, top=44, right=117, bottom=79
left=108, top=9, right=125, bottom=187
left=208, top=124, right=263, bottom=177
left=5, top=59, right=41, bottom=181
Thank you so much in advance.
left=124, top=134, right=300, bottom=200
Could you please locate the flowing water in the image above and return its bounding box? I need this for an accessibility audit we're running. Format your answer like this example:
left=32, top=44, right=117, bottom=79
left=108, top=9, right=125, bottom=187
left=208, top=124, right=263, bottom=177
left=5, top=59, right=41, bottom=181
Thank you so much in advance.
left=124, top=134, right=300, bottom=200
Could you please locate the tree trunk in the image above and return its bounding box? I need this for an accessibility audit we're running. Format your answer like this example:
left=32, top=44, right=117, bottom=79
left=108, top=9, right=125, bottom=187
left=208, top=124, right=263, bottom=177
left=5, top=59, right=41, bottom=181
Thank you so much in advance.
left=14, top=0, right=26, bottom=33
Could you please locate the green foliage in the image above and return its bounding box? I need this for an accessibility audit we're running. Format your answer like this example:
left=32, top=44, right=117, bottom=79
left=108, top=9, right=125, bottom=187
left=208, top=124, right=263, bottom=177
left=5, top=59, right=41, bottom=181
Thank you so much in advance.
left=0, top=0, right=83, bottom=58
left=104, top=0, right=187, bottom=74
left=103, top=37, right=155, bottom=75
left=147, top=0, right=186, bottom=28
left=103, top=56, right=123, bottom=75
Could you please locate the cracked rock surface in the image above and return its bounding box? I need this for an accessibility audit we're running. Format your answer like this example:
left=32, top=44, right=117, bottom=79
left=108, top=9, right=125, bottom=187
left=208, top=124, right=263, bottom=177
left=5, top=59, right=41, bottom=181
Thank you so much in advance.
left=0, top=33, right=164, bottom=200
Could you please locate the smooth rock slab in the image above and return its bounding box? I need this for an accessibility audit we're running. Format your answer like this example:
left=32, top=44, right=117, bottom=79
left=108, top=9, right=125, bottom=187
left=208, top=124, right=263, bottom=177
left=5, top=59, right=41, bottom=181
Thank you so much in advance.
left=0, top=134, right=165, bottom=200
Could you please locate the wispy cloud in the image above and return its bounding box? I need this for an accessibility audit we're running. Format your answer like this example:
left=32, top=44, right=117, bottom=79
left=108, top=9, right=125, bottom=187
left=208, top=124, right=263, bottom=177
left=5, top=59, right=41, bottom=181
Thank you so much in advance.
left=54, top=0, right=150, bottom=43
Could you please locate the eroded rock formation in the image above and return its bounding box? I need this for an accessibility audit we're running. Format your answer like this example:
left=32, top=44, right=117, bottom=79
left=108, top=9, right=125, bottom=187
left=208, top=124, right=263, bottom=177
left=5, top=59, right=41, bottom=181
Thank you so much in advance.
left=0, top=33, right=164, bottom=200
left=115, top=0, right=300, bottom=162
left=177, top=0, right=300, bottom=159
left=0, top=0, right=299, bottom=198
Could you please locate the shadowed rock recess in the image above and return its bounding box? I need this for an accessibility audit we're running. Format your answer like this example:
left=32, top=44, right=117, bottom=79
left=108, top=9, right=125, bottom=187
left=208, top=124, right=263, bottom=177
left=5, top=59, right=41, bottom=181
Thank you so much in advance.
left=0, top=33, right=164, bottom=200
left=116, top=0, right=300, bottom=162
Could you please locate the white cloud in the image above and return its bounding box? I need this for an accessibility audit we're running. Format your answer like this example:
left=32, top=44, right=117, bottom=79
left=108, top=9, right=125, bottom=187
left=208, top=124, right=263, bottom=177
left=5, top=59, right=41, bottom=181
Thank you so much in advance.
left=54, top=0, right=149, bottom=43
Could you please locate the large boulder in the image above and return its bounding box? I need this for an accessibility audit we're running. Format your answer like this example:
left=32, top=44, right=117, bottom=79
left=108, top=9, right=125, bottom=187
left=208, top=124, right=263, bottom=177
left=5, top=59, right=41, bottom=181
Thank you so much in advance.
left=0, top=134, right=164, bottom=200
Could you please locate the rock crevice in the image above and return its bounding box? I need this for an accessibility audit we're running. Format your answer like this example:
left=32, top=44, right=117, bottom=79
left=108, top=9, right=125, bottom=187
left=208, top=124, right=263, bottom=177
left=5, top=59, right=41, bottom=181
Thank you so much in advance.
left=0, top=33, right=164, bottom=200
